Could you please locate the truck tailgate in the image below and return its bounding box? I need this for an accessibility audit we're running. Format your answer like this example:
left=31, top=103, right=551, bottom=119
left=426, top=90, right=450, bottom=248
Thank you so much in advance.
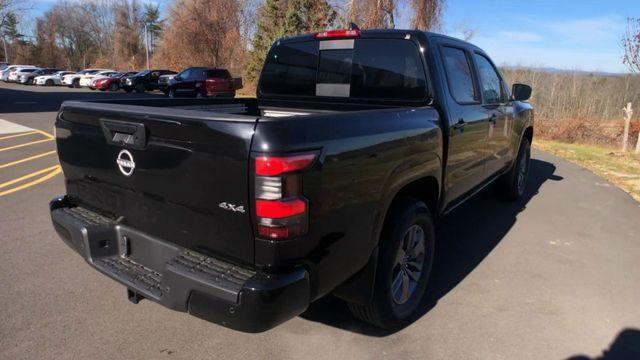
left=55, top=101, right=258, bottom=264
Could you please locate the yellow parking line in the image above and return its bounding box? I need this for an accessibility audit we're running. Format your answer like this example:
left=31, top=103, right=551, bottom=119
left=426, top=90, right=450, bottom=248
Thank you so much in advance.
left=34, top=129, right=55, bottom=140
left=0, top=165, right=61, bottom=197
left=0, top=131, right=39, bottom=141
left=0, top=138, right=53, bottom=152
left=0, top=165, right=60, bottom=190
left=0, top=150, right=57, bottom=169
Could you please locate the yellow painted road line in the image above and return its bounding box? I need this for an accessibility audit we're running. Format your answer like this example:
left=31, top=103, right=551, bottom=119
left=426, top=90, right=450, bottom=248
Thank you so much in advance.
left=34, top=129, right=55, bottom=140
left=0, top=138, right=53, bottom=152
left=0, top=166, right=61, bottom=197
left=0, top=165, right=60, bottom=190
left=0, top=150, right=57, bottom=169
left=0, top=131, right=38, bottom=141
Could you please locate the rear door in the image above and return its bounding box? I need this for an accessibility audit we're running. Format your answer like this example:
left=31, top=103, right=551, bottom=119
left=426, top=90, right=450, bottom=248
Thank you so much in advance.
left=55, top=101, right=259, bottom=264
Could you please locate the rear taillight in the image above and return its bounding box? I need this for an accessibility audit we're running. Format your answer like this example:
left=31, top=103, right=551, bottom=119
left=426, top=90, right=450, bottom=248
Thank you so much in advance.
left=254, top=152, right=317, bottom=240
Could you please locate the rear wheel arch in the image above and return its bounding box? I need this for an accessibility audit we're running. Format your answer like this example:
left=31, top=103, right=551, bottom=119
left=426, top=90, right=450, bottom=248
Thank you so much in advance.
left=333, top=175, right=440, bottom=305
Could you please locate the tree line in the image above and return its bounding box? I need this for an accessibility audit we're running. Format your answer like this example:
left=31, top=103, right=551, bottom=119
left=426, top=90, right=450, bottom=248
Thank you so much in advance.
left=0, top=0, right=445, bottom=82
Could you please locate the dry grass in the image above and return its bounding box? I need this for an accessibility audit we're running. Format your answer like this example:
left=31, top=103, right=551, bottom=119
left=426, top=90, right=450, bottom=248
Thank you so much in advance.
left=534, top=139, right=640, bottom=202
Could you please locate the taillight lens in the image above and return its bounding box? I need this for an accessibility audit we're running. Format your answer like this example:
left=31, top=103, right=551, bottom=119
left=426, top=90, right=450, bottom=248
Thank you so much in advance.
left=255, top=154, right=316, bottom=176
left=254, top=152, right=317, bottom=240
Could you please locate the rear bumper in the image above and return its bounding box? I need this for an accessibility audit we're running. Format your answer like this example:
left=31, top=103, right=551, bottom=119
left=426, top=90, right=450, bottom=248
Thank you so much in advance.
left=49, top=196, right=310, bottom=332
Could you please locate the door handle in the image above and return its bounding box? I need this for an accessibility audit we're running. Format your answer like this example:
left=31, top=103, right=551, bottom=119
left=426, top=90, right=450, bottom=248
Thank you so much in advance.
left=453, top=119, right=467, bottom=130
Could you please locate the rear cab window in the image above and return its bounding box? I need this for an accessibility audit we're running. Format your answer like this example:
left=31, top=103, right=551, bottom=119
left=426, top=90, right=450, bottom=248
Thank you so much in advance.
left=259, top=37, right=429, bottom=103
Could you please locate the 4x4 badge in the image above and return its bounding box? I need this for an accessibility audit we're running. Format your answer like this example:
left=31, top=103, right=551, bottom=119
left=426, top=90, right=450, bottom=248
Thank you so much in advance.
left=219, top=202, right=245, bottom=213
left=116, top=150, right=136, bottom=176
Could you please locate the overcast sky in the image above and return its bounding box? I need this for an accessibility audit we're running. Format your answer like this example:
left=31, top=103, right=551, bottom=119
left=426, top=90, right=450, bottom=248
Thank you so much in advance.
left=29, top=0, right=639, bottom=73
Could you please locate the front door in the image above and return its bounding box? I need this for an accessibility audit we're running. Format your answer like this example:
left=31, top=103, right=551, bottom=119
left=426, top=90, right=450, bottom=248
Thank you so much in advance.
left=440, top=45, right=490, bottom=205
left=472, top=53, right=513, bottom=176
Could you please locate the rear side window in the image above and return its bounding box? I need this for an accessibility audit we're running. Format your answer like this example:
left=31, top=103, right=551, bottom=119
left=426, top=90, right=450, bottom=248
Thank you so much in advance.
left=260, top=39, right=427, bottom=101
left=207, top=69, right=230, bottom=78
left=473, top=54, right=506, bottom=104
left=442, top=47, right=477, bottom=103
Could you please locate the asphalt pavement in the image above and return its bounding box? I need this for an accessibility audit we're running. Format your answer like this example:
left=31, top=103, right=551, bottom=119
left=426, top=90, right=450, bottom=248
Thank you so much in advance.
left=0, top=82, right=639, bottom=360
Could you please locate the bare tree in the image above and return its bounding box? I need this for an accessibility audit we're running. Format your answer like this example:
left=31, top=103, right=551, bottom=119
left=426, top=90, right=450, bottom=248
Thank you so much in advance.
left=345, top=0, right=397, bottom=29
left=410, top=0, right=445, bottom=31
left=622, top=17, right=640, bottom=74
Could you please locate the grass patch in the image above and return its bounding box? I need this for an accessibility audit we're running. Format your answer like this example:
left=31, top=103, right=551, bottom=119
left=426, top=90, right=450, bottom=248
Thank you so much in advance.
left=533, top=139, right=640, bottom=202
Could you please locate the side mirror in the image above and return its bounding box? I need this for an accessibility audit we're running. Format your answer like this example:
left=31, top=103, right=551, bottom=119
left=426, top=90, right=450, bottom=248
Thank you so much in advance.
left=511, top=83, right=532, bottom=101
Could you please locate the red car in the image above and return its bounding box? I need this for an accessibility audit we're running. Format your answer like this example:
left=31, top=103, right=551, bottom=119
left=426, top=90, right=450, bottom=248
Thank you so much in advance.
left=94, top=71, right=138, bottom=91
left=166, top=67, right=242, bottom=98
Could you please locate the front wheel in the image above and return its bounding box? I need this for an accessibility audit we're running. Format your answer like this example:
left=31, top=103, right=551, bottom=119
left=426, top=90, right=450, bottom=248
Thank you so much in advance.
left=497, top=138, right=531, bottom=201
left=72, top=79, right=80, bottom=88
left=45, top=79, right=53, bottom=86
left=109, top=83, right=119, bottom=91
left=347, top=197, right=435, bottom=329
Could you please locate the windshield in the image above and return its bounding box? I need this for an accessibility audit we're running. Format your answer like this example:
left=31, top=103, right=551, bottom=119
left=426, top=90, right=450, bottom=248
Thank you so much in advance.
left=260, top=38, right=428, bottom=101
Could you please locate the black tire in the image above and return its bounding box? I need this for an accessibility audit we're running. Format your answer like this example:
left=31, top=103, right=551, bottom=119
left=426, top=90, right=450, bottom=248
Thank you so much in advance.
left=347, top=197, right=435, bottom=329
left=72, top=79, right=80, bottom=88
left=168, top=88, right=176, bottom=98
left=109, top=82, right=119, bottom=91
left=134, top=84, right=145, bottom=93
left=195, top=90, right=204, bottom=99
left=497, top=138, right=531, bottom=201
left=45, top=79, right=53, bottom=86
left=124, top=88, right=133, bottom=93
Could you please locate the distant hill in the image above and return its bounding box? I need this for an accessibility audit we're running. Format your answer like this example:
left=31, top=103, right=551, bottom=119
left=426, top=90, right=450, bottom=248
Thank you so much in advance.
left=501, top=65, right=628, bottom=77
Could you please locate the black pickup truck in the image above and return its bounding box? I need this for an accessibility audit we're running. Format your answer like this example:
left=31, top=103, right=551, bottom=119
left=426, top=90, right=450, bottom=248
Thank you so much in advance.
left=50, top=28, right=533, bottom=332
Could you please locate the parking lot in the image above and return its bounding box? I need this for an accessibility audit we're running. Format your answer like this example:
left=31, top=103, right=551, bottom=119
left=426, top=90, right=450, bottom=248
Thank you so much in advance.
left=1, top=81, right=639, bottom=360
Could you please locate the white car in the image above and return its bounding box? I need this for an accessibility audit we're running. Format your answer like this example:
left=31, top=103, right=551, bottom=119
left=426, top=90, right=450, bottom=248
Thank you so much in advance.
left=34, top=71, right=76, bottom=86
left=9, top=67, right=41, bottom=82
left=1, top=65, right=36, bottom=82
left=62, top=69, right=106, bottom=88
left=78, top=70, right=116, bottom=87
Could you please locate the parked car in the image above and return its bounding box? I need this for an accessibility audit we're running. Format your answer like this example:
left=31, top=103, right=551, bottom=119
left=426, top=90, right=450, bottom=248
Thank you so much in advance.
left=34, top=71, right=76, bottom=86
left=18, top=68, right=62, bottom=85
left=50, top=28, right=533, bottom=332
left=121, top=69, right=177, bottom=93
left=0, top=62, right=8, bottom=70
left=62, top=69, right=105, bottom=88
left=9, top=67, right=41, bottom=83
left=2, top=65, right=37, bottom=82
left=79, top=70, right=116, bottom=88
left=92, top=71, right=138, bottom=91
left=157, top=73, right=176, bottom=94
left=166, top=67, right=241, bottom=98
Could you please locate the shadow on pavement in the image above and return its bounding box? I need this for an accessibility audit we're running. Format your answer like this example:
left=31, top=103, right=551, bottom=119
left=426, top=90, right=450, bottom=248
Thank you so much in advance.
left=301, top=158, right=563, bottom=336
left=567, top=328, right=640, bottom=360
left=0, top=86, right=163, bottom=113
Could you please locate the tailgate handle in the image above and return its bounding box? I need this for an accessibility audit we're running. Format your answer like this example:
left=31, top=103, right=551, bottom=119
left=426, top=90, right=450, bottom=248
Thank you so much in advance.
left=100, top=119, right=147, bottom=149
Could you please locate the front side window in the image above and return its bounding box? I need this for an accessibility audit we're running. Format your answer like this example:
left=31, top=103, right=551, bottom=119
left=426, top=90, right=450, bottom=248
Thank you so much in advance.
left=442, top=46, right=477, bottom=103
left=474, top=54, right=505, bottom=104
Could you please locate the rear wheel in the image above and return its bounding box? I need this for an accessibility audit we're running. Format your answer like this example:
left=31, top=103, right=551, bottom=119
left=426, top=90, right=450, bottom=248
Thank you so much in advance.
left=347, top=197, right=435, bottom=329
left=45, top=79, right=53, bottom=86
left=72, top=79, right=80, bottom=88
left=497, top=138, right=531, bottom=201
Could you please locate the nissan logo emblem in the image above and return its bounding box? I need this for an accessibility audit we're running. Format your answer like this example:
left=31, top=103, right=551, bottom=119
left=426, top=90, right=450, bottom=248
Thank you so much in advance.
left=116, top=150, right=135, bottom=176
